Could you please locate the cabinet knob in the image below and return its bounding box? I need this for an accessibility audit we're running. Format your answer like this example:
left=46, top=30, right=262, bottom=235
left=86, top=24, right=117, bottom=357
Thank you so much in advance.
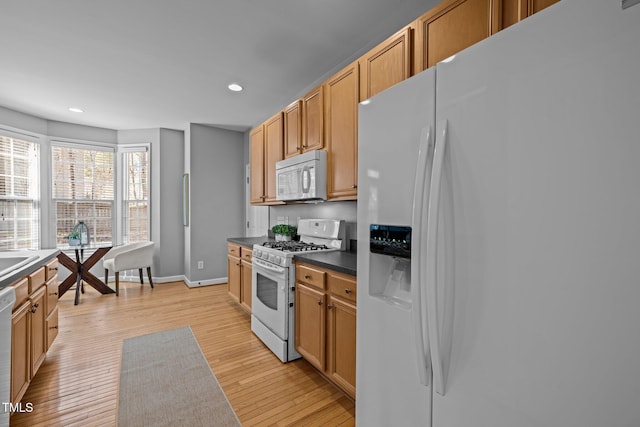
left=302, top=144, right=308, bottom=149
left=304, top=275, right=311, bottom=279
left=344, top=288, right=352, bottom=294
left=327, top=304, right=334, bottom=310
left=317, top=300, right=323, bottom=305
left=352, top=184, right=358, bottom=189
left=31, top=306, right=37, bottom=313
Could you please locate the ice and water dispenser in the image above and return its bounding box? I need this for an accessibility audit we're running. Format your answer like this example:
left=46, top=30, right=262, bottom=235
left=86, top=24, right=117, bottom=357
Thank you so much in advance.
left=369, top=224, right=413, bottom=308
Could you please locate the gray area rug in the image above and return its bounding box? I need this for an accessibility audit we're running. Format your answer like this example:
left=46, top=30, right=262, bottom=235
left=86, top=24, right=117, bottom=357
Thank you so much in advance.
left=117, top=326, right=241, bottom=427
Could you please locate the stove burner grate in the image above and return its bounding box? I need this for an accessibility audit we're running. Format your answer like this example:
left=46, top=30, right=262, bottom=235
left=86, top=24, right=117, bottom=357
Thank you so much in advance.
left=262, top=241, right=329, bottom=252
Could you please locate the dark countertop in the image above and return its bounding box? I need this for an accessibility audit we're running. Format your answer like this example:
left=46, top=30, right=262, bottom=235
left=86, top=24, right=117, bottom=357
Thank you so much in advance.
left=227, top=236, right=357, bottom=276
left=227, top=236, right=274, bottom=248
left=0, top=249, right=61, bottom=289
left=293, top=251, right=357, bottom=277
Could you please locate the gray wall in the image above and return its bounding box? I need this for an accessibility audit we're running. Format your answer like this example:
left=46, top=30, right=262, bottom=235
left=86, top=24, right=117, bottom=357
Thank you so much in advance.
left=187, top=124, right=244, bottom=283
left=117, top=128, right=185, bottom=278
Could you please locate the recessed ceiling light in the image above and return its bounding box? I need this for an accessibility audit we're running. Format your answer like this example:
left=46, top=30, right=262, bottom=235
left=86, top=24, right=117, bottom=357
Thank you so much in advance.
left=227, top=83, right=243, bottom=92
left=68, top=107, right=84, bottom=113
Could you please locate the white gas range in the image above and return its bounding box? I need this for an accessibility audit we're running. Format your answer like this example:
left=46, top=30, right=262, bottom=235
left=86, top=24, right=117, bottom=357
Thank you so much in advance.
left=251, top=219, right=345, bottom=362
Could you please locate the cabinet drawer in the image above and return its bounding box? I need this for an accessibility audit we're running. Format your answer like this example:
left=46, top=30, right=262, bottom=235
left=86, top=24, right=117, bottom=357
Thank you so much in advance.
left=328, top=272, right=357, bottom=304
left=241, top=247, right=253, bottom=261
left=46, top=306, right=59, bottom=350
left=46, top=279, right=59, bottom=316
left=12, top=277, right=29, bottom=311
left=228, top=243, right=241, bottom=257
left=296, top=264, right=326, bottom=290
left=45, top=258, right=59, bottom=281
left=28, top=266, right=46, bottom=294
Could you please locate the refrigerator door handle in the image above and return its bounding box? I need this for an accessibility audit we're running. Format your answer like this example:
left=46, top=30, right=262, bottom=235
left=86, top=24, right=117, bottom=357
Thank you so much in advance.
left=410, top=125, right=433, bottom=387
left=426, top=119, right=448, bottom=396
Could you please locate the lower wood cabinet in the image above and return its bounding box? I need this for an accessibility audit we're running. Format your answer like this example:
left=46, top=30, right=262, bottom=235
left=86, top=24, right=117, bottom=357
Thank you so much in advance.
left=227, top=246, right=241, bottom=304
left=227, top=243, right=253, bottom=314
left=11, top=299, right=30, bottom=407
left=10, top=259, right=60, bottom=408
left=240, top=249, right=253, bottom=313
left=295, top=262, right=356, bottom=398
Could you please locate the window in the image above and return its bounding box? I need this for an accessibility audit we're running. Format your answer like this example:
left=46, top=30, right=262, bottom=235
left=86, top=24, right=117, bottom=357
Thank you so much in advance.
left=122, top=149, right=149, bottom=243
left=0, top=136, right=39, bottom=249
left=52, top=144, right=114, bottom=246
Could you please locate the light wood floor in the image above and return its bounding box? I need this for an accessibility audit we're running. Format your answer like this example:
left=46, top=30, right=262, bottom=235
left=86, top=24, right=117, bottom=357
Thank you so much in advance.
left=10, top=281, right=355, bottom=427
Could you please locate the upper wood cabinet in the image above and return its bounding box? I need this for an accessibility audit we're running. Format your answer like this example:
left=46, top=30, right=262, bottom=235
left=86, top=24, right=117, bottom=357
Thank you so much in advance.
left=249, top=126, right=265, bottom=204
left=359, top=26, right=413, bottom=102
left=264, top=112, right=284, bottom=203
left=284, top=100, right=303, bottom=158
left=250, top=112, right=284, bottom=205
left=325, top=61, right=359, bottom=200
left=414, top=0, right=502, bottom=72
left=302, top=85, right=324, bottom=153
left=502, top=0, right=560, bottom=29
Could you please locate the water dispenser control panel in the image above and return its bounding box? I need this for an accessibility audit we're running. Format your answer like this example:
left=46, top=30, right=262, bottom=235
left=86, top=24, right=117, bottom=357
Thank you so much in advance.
left=370, top=224, right=412, bottom=259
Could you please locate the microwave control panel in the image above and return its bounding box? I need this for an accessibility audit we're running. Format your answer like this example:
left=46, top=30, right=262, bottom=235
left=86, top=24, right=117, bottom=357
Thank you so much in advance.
left=370, top=224, right=411, bottom=258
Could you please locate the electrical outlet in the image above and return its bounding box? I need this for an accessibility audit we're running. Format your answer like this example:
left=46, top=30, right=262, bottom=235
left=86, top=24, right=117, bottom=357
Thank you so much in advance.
left=197, top=261, right=204, bottom=269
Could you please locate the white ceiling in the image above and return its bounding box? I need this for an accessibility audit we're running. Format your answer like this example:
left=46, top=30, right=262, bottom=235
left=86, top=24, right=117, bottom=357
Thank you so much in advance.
left=0, top=0, right=439, bottom=132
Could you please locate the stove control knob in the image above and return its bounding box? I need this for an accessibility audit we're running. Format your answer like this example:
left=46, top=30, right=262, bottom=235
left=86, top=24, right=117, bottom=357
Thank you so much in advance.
left=254, top=249, right=261, bottom=258
left=275, top=255, right=281, bottom=264
left=268, top=254, right=274, bottom=262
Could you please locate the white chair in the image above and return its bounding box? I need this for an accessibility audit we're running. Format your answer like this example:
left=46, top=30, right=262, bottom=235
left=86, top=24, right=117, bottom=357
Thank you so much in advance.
left=103, top=241, right=155, bottom=296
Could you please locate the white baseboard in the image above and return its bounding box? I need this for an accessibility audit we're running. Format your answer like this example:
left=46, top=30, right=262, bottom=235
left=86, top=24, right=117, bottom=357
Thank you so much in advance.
left=183, top=277, right=228, bottom=288
left=103, top=274, right=228, bottom=288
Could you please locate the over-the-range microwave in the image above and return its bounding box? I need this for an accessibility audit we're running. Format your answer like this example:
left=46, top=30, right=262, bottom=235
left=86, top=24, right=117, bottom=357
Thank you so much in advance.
left=275, top=150, right=327, bottom=202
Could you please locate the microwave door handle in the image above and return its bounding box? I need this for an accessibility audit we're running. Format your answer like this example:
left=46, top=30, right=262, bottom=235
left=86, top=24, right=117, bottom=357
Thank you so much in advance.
left=301, top=166, right=311, bottom=194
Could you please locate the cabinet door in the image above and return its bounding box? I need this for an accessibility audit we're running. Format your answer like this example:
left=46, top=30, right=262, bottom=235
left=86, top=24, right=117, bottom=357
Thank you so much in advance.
left=414, top=0, right=501, bottom=72
left=284, top=100, right=303, bottom=158
left=240, top=259, right=252, bottom=313
left=302, top=86, right=324, bottom=152
left=227, top=255, right=241, bottom=303
left=46, top=306, right=59, bottom=350
left=530, top=0, right=560, bottom=13
left=45, top=276, right=59, bottom=316
left=250, top=126, right=265, bottom=204
left=502, top=0, right=560, bottom=29
left=327, top=295, right=357, bottom=399
left=325, top=62, right=359, bottom=200
left=295, top=283, right=326, bottom=371
left=264, top=112, right=284, bottom=203
left=30, top=285, right=47, bottom=376
left=11, top=301, right=30, bottom=405
left=359, top=26, right=412, bottom=102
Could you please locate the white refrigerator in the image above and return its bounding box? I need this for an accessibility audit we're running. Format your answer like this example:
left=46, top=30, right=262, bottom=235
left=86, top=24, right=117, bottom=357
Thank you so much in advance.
left=356, top=1, right=640, bottom=426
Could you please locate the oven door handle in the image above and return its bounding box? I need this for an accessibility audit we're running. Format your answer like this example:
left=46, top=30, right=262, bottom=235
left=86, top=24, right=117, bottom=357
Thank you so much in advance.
left=253, top=258, right=287, bottom=274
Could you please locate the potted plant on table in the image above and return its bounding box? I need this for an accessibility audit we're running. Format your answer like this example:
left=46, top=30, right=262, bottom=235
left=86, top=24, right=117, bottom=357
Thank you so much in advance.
left=67, top=231, right=81, bottom=246
left=271, top=224, right=297, bottom=241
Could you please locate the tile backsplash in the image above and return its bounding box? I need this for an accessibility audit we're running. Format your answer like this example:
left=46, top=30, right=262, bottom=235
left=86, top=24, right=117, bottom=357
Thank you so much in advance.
left=269, top=201, right=357, bottom=242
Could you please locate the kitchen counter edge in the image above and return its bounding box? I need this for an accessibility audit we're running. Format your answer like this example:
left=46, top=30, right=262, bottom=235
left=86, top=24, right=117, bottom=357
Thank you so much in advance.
left=0, top=249, right=61, bottom=289
left=293, top=251, right=357, bottom=277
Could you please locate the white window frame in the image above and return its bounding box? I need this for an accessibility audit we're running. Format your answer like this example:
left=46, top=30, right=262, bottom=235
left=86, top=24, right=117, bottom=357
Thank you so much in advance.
left=0, top=129, right=41, bottom=250
left=117, top=144, right=150, bottom=244
left=50, top=140, right=116, bottom=247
